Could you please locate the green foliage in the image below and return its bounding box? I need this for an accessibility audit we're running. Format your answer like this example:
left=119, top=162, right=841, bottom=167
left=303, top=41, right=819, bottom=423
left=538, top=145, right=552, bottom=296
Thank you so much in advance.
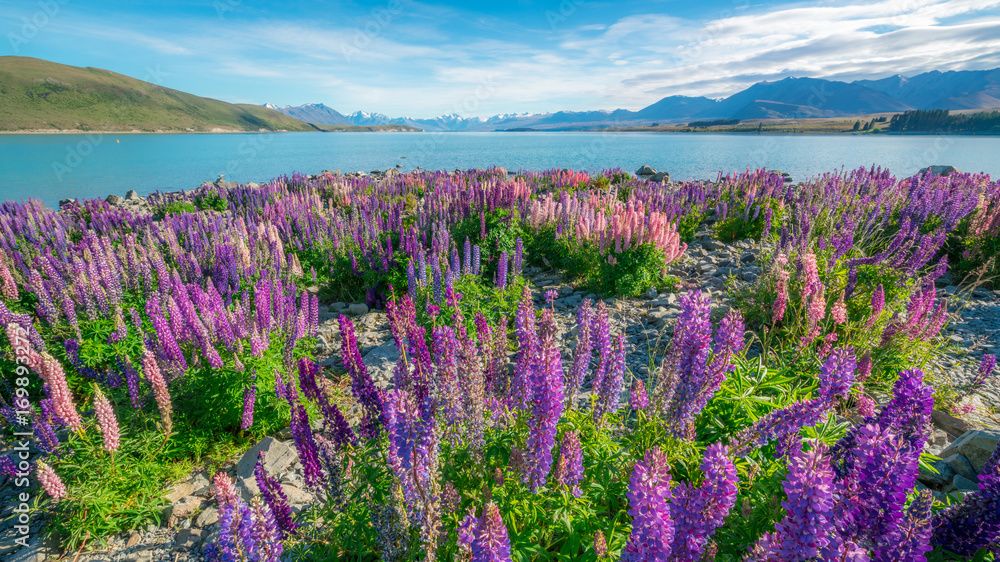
left=594, top=244, right=674, bottom=298
left=193, top=192, right=229, bottom=213
left=153, top=201, right=197, bottom=220
left=714, top=200, right=783, bottom=243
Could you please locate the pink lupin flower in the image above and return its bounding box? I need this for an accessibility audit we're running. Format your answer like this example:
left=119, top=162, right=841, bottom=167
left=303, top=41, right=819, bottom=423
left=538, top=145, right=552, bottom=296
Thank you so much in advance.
left=0, top=257, right=18, bottom=300
left=143, top=351, right=173, bottom=435
left=213, top=472, right=239, bottom=509
left=831, top=291, right=847, bottom=325
left=39, top=354, right=83, bottom=433
left=36, top=460, right=67, bottom=501
left=772, top=254, right=790, bottom=324
left=92, top=385, right=120, bottom=454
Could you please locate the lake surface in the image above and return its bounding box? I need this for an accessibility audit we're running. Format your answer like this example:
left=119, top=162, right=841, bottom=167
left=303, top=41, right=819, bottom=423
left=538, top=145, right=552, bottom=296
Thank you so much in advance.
left=2, top=132, right=998, bottom=208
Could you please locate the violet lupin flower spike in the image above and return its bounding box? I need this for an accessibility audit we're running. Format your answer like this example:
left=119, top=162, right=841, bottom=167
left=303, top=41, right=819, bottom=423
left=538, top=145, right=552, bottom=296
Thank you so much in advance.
left=669, top=443, right=738, bottom=561
left=623, top=447, right=674, bottom=561
left=525, top=309, right=564, bottom=492
left=254, top=451, right=298, bottom=537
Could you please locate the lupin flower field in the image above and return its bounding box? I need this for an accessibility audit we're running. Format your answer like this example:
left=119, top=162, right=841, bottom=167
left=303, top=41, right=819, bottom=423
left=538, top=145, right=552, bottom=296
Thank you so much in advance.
left=1, top=165, right=999, bottom=560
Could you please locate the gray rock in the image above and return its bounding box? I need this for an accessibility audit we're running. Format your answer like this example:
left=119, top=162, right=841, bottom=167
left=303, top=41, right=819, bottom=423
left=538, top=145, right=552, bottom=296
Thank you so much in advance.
left=363, top=340, right=399, bottom=387
left=125, top=189, right=141, bottom=200
left=939, top=430, right=999, bottom=473
left=635, top=165, right=656, bottom=177
left=952, top=474, right=979, bottom=493
left=650, top=171, right=670, bottom=183
left=58, top=198, right=77, bottom=209
left=106, top=194, right=125, bottom=205
left=6, top=533, right=59, bottom=562
left=165, top=495, right=203, bottom=526
left=642, top=287, right=658, bottom=300
left=195, top=507, right=219, bottom=528
left=932, top=409, right=975, bottom=438
left=236, top=436, right=297, bottom=480
left=918, top=460, right=955, bottom=488
left=943, top=454, right=978, bottom=482
left=918, top=165, right=959, bottom=177
left=348, top=303, right=369, bottom=316
left=703, top=239, right=727, bottom=251
left=175, top=528, right=203, bottom=551
left=166, top=482, right=195, bottom=503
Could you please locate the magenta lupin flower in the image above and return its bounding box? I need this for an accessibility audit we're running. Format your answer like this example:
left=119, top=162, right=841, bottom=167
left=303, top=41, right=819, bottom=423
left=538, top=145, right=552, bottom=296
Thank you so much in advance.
left=92, top=385, right=120, bottom=454
left=36, top=460, right=67, bottom=501
left=471, top=502, right=513, bottom=562
left=623, top=447, right=674, bottom=561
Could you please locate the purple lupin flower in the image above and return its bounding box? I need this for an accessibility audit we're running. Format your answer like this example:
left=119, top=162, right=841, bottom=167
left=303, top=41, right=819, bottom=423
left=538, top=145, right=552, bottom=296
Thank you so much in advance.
left=338, top=314, right=386, bottom=439
left=752, top=442, right=838, bottom=560
left=969, top=353, right=997, bottom=392
left=471, top=502, right=513, bottom=562
left=590, top=300, right=612, bottom=405
left=289, top=403, right=324, bottom=489
left=630, top=378, right=649, bottom=411
left=666, top=290, right=713, bottom=435
left=669, top=443, right=738, bottom=561
left=565, top=299, right=594, bottom=408
left=623, top=447, right=674, bottom=561
left=594, top=332, right=626, bottom=421
left=553, top=430, right=584, bottom=496
left=525, top=309, right=564, bottom=492
left=241, top=382, right=256, bottom=431
left=496, top=250, right=508, bottom=289
left=513, top=286, right=538, bottom=409
left=254, top=451, right=298, bottom=537
left=513, top=237, right=523, bottom=277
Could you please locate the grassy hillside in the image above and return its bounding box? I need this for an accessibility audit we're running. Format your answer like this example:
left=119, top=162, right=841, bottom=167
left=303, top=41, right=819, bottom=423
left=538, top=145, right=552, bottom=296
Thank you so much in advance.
left=0, top=57, right=315, bottom=132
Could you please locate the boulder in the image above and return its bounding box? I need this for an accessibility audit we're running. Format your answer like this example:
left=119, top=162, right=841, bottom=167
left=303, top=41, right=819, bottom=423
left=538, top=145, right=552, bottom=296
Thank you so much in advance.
left=918, top=459, right=955, bottom=488
left=932, top=409, right=975, bottom=438
left=635, top=165, right=656, bottom=177
left=236, top=436, right=297, bottom=480
left=125, top=189, right=141, bottom=201
left=363, top=339, right=399, bottom=387
left=918, top=165, right=959, bottom=177
left=650, top=171, right=670, bottom=183
left=942, top=453, right=977, bottom=482
left=58, top=198, right=77, bottom=209
left=939, top=430, right=999, bottom=473
left=165, top=482, right=195, bottom=503
left=174, top=528, right=203, bottom=551
left=106, top=194, right=125, bottom=205
left=348, top=303, right=369, bottom=316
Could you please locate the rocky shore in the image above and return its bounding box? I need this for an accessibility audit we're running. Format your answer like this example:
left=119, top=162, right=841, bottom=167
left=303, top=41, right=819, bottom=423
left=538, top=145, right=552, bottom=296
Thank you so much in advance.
left=4, top=165, right=997, bottom=561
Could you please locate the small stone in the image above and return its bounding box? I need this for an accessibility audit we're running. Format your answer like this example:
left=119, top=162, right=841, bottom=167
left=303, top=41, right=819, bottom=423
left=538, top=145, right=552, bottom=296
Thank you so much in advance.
left=195, top=507, right=219, bottom=528
left=952, top=474, right=979, bottom=493
left=175, top=528, right=203, bottom=551
left=942, top=454, right=977, bottom=482
left=642, top=287, right=658, bottom=300
left=932, top=409, right=974, bottom=438
left=126, top=531, right=141, bottom=547
left=939, top=430, right=1000, bottom=473
left=106, top=194, right=125, bottom=205
left=236, top=437, right=297, bottom=480
left=348, top=303, right=369, bottom=315
left=165, top=482, right=195, bottom=503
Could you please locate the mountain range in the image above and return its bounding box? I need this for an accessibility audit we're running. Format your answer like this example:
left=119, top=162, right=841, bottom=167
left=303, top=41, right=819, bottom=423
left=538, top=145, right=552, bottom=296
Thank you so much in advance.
left=268, top=68, right=1000, bottom=132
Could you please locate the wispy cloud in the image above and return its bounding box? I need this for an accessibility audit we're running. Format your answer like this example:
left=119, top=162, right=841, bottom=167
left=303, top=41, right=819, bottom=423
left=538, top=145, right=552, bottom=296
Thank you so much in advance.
left=1, top=0, right=998, bottom=116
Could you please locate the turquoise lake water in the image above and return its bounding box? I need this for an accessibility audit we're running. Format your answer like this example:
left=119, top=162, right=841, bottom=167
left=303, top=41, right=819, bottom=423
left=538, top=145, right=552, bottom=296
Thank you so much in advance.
left=2, top=132, right=999, bottom=208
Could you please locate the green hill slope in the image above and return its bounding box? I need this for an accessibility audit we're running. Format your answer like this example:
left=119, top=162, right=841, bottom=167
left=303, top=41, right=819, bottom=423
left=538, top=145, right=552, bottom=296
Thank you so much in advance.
left=0, top=57, right=315, bottom=132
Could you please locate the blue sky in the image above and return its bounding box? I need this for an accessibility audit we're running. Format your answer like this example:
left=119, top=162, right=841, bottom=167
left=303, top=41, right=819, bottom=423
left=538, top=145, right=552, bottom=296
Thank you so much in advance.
left=3, top=0, right=999, bottom=117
